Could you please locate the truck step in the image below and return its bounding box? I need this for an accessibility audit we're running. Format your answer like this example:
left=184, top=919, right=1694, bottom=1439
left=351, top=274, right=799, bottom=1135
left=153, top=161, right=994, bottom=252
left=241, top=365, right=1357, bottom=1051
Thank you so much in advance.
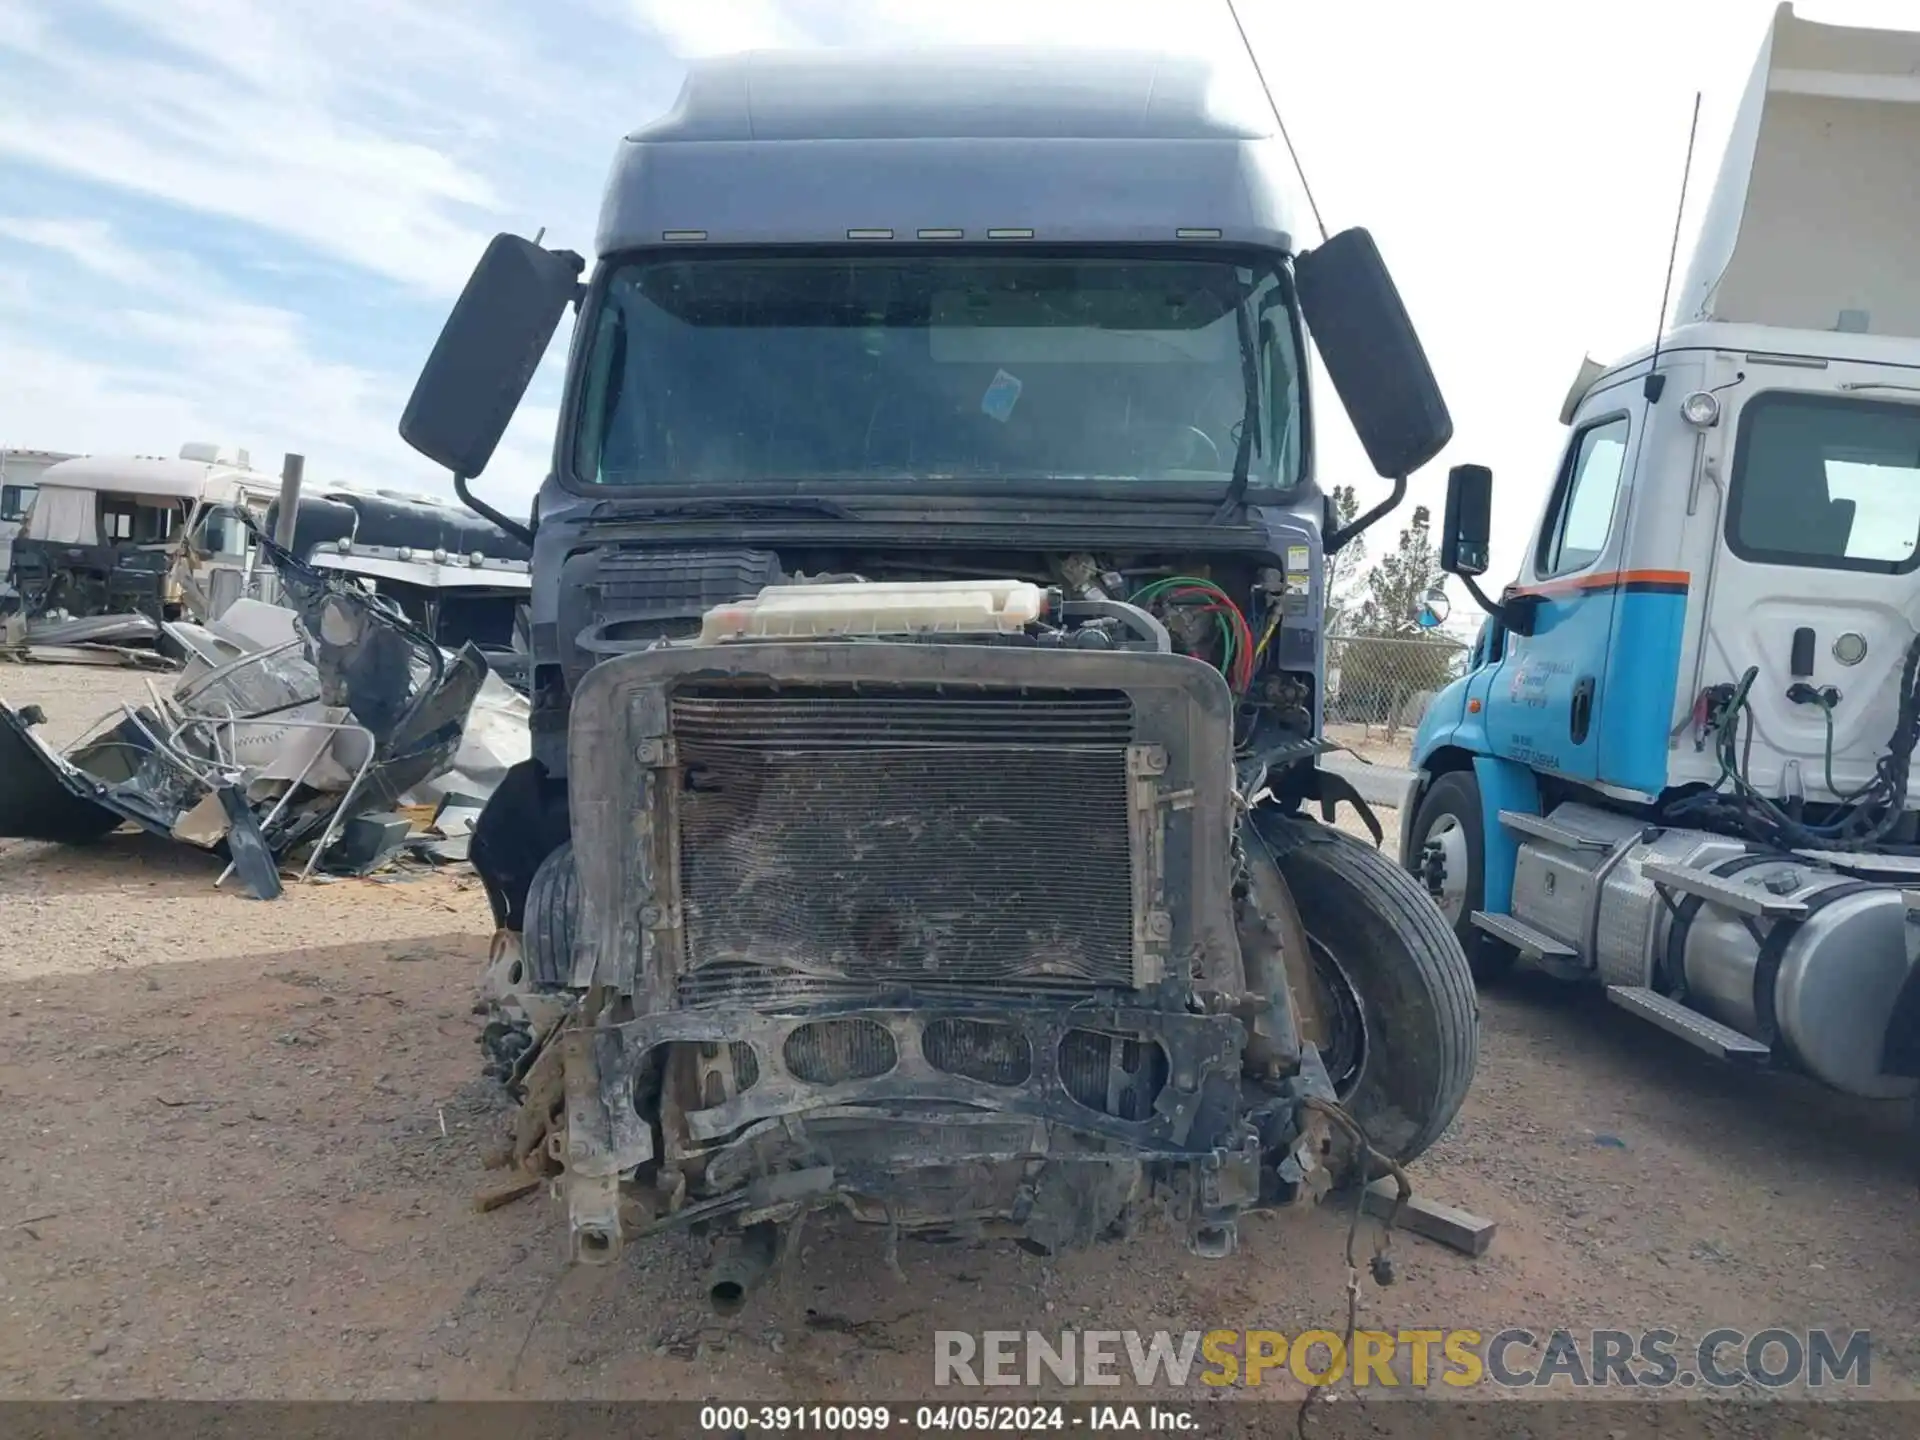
left=1605, top=986, right=1771, bottom=1062
left=1641, top=861, right=1808, bottom=919
left=1470, top=910, right=1577, bottom=961
left=1795, top=849, right=1920, bottom=882
left=1497, top=809, right=1611, bottom=851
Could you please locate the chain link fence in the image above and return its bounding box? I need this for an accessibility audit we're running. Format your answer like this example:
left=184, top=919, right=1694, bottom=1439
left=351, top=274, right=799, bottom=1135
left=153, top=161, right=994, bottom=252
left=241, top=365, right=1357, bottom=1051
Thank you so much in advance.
left=1322, top=629, right=1471, bottom=759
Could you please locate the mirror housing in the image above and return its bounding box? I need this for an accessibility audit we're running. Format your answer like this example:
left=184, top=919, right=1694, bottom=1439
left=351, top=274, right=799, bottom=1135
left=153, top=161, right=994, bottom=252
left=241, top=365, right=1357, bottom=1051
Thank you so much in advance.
left=1439, top=464, right=1492, bottom=577
left=399, top=233, right=584, bottom=480
left=1438, top=463, right=1534, bottom=634
left=1295, top=227, right=1453, bottom=481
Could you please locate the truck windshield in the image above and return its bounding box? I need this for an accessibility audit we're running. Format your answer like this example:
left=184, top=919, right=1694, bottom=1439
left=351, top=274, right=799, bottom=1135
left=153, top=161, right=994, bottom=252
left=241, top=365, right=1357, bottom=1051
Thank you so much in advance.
left=571, top=253, right=1302, bottom=495
left=1728, top=391, right=1920, bottom=574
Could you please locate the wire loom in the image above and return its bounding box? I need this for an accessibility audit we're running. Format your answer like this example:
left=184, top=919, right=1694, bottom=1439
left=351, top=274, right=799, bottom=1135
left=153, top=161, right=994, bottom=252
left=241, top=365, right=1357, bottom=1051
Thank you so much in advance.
left=1666, top=633, right=1920, bottom=852
left=1127, top=575, right=1259, bottom=694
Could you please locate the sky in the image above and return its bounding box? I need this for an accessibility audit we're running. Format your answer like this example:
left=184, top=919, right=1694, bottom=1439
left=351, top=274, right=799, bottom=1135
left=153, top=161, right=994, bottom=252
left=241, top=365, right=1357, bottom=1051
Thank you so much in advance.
left=2, top=0, right=1917, bottom=611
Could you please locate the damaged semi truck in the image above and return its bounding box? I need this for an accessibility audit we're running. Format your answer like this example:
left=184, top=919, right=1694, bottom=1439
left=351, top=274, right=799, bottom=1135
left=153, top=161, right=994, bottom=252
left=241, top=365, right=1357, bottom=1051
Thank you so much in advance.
left=399, top=46, right=1478, bottom=1289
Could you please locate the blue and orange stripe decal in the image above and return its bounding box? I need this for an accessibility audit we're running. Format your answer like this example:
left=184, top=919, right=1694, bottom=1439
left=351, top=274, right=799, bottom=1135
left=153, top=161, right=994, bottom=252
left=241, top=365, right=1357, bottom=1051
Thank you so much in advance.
left=1510, top=568, right=1691, bottom=601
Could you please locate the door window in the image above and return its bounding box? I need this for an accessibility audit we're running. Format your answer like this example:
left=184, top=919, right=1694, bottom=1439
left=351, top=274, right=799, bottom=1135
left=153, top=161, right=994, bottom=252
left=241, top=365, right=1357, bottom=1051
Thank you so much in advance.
left=1537, top=415, right=1630, bottom=578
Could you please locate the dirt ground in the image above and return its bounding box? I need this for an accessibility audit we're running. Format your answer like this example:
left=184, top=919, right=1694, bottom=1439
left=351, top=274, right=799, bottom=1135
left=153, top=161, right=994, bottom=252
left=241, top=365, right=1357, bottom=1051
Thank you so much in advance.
left=2, top=664, right=1917, bottom=1414
left=1324, top=720, right=1417, bottom=769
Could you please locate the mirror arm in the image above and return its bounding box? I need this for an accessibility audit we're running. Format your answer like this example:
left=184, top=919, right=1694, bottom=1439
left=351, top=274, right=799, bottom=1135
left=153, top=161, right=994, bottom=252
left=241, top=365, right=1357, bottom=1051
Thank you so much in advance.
left=1325, top=473, right=1405, bottom=555
left=1453, top=571, right=1539, bottom=638
left=454, top=472, right=536, bottom=548
left=1455, top=570, right=1503, bottom=620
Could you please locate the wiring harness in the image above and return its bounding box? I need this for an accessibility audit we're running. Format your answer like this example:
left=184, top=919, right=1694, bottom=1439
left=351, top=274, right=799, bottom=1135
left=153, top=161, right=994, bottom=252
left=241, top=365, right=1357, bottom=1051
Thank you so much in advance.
left=1666, top=633, right=1920, bottom=852
left=1127, top=575, right=1264, bottom=695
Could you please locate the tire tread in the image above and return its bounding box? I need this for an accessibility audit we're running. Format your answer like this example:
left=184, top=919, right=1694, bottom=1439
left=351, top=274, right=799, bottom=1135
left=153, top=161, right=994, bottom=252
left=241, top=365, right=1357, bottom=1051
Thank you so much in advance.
left=1257, top=815, right=1479, bottom=1162
left=523, top=841, right=578, bottom=990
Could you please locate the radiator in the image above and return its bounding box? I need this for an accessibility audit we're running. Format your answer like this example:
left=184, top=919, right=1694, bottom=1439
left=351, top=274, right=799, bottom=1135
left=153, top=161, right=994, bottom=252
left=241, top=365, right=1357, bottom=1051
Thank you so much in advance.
left=670, top=684, right=1139, bottom=996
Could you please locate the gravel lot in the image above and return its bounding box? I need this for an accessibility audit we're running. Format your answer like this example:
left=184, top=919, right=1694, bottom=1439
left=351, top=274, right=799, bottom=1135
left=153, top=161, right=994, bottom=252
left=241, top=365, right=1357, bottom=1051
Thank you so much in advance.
left=2, top=663, right=1916, bottom=1418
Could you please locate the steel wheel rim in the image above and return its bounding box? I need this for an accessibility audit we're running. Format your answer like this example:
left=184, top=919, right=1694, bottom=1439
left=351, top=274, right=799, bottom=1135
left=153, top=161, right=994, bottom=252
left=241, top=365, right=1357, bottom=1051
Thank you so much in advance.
left=1308, top=935, right=1368, bottom=1098
left=1421, top=812, right=1471, bottom=925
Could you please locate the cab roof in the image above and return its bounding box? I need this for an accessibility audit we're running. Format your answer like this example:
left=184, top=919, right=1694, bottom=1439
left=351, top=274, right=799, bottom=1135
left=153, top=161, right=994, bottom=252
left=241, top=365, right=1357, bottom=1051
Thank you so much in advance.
left=625, top=46, right=1271, bottom=143
left=596, top=46, right=1299, bottom=255
left=36, top=455, right=280, bottom=502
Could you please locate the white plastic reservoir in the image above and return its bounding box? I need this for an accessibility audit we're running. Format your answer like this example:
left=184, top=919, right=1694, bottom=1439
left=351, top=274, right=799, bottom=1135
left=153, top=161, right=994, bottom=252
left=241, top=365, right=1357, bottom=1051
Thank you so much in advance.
left=701, top=579, right=1046, bottom=642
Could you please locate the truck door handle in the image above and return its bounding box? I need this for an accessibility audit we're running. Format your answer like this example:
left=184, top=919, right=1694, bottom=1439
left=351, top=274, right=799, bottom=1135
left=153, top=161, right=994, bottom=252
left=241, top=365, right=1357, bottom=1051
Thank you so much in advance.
left=1570, top=676, right=1595, bottom=745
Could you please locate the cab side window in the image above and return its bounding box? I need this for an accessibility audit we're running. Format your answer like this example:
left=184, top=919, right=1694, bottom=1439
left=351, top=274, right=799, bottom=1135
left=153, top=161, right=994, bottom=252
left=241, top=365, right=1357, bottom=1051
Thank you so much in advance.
left=1537, top=415, right=1630, bottom=579
left=1470, top=616, right=1506, bottom=668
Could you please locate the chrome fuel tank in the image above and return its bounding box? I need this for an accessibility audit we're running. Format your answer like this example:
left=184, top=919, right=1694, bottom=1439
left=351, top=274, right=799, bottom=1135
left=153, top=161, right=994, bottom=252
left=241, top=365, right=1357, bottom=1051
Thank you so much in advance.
left=1678, top=858, right=1918, bottom=1099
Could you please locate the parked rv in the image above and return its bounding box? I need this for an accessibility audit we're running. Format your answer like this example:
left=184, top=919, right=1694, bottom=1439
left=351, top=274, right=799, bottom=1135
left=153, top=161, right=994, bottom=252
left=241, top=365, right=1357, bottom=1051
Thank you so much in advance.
left=0, top=447, right=80, bottom=596
left=4, top=444, right=278, bottom=622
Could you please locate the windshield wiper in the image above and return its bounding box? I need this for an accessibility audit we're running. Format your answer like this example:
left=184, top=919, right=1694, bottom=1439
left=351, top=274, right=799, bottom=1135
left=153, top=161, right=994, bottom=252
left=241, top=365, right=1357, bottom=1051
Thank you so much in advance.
left=1210, top=293, right=1264, bottom=523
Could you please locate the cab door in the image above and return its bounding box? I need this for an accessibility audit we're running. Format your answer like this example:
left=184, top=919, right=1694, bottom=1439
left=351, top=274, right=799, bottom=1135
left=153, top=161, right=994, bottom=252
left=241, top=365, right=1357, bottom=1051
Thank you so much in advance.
left=1481, top=405, right=1645, bottom=786
left=187, top=502, right=257, bottom=620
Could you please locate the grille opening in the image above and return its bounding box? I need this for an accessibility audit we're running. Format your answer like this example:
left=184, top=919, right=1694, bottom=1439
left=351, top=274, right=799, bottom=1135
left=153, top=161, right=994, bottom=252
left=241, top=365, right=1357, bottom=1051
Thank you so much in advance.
left=676, top=966, right=1118, bottom=1010
left=784, top=1017, right=898, bottom=1084
left=1059, top=1029, right=1169, bottom=1122
left=672, top=683, right=1138, bottom=994
left=923, top=1017, right=1034, bottom=1086
left=692, top=1039, right=759, bottom=1109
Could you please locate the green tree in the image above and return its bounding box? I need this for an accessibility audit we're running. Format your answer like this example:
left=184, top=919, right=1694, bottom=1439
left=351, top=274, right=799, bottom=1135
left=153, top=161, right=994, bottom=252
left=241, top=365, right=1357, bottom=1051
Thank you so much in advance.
left=1354, top=504, right=1438, bottom=638
left=1339, top=506, right=1461, bottom=738
left=1322, top=483, right=1366, bottom=635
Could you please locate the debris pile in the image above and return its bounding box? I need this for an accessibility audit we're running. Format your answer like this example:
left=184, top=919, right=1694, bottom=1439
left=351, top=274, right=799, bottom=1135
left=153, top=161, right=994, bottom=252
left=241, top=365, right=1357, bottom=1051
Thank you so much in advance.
left=0, top=525, right=528, bottom=898
left=0, top=611, right=177, bottom=670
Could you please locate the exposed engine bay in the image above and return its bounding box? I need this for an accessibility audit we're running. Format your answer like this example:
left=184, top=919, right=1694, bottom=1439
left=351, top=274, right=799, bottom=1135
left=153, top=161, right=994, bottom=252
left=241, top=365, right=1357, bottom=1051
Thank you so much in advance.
left=471, top=540, right=1472, bottom=1309
left=538, top=544, right=1325, bottom=782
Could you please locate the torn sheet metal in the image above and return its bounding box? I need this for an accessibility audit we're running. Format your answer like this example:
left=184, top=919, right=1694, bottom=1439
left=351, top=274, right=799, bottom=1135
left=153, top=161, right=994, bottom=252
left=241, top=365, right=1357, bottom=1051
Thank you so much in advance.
left=23, top=613, right=165, bottom=649
left=0, top=611, right=178, bottom=670
left=0, top=516, right=514, bottom=896
left=0, top=704, right=128, bottom=845
left=398, top=671, right=530, bottom=810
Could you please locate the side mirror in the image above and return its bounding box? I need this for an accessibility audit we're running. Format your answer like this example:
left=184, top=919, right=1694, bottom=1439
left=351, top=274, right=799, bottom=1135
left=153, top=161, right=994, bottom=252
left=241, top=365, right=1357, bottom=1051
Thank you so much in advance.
left=1295, top=227, right=1453, bottom=480
left=399, top=234, right=584, bottom=479
left=1439, top=464, right=1492, bottom=577
left=1438, top=463, right=1531, bottom=634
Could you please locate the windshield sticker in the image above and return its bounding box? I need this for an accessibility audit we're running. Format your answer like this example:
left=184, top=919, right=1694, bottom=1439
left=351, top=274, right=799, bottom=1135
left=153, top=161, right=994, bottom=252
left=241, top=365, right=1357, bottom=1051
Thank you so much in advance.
left=980, top=369, right=1024, bottom=423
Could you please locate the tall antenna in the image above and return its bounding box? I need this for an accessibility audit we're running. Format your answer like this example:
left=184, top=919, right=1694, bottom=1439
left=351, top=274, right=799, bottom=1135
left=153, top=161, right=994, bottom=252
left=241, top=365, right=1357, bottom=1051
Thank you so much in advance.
left=1224, top=0, right=1327, bottom=244
left=1643, top=91, right=1703, bottom=405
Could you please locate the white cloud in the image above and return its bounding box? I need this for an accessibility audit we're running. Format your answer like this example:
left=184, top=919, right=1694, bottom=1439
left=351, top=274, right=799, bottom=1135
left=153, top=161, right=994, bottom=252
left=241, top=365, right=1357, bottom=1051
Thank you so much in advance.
left=6, top=0, right=1920, bottom=597
left=0, top=217, right=157, bottom=285
left=0, top=0, right=634, bottom=296
left=0, top=60, right=493, bottom=296
left=0, top=222, right=556, bottom=509
left=631, top=0, right=815, bottom=56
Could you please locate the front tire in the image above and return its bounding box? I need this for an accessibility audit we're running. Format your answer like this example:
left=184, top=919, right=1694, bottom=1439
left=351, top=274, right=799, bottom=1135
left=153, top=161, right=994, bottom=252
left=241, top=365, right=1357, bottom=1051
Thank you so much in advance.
left=1253, top=813, right=1479, bottom=1165
left=1408, top=769, right=1516, bottom=984
left=523, top=841, right=580, bottom=990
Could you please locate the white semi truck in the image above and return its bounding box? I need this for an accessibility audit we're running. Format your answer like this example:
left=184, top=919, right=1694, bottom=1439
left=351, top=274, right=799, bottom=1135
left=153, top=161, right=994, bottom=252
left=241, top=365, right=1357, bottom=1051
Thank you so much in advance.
left=1405, top=2, right=1920, bottom=1103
